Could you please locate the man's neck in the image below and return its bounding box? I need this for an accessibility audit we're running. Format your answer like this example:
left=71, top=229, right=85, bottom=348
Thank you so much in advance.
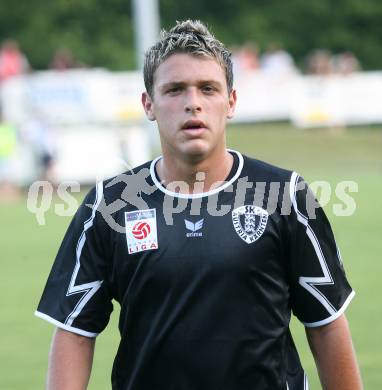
left=156, top=149, right=234, bottom=195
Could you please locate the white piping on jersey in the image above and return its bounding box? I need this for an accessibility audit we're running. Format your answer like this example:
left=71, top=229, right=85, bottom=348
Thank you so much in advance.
left=285, top=372, right=309, bottom=389
left=150, top=149, right=244, bottom=199
left=303, top=290, right=354, bottom=328
left=64, top=181, right=104, bottom=327
left=304, top=373, right=309, bottom=389
left=290, top=172, right=337, bottom=315
left=290, top=172, right=355, bottom=327
left=34, top=311, right=98, bottom=338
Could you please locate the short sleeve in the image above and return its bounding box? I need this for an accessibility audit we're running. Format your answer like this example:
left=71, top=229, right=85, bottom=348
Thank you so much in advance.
left=35, top=182, right=113, bottom=337
left=287, top=172, right=354, bottom=327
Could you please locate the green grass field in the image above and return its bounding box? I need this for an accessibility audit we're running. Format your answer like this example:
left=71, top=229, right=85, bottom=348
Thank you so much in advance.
left=0, top=123, right=381, bottom=389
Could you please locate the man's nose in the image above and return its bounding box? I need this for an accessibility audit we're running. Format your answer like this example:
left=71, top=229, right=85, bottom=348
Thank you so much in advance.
left=184, top=88, right=202, bottom=114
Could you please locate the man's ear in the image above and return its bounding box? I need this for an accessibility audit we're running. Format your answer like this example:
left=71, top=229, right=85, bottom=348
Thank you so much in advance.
left=142, top=92, right=156, bottom=121
left=227, top=89, right=237, bottom=119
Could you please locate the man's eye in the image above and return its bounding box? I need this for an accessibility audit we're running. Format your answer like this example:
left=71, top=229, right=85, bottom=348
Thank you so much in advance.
left=202, top=85, right=215, bottom=93
left=167, top=87, right=181, bottom=94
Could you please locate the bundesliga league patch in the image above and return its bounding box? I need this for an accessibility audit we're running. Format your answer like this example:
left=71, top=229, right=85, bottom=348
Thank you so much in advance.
left=125, top=209, right=158, bottom=254
left=232, top=205, right=268, bottom=244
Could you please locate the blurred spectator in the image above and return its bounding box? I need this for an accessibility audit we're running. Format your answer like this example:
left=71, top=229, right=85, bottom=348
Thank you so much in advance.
left=305, top=49, right=333, bottom=75
left=260, top=43, right=296, bottom=76
left=0, top=39, right=29, bottom=82
left=0, top=110, right=19, bottom=198
left=306, top=49, right=361, bottom=76
left=21, top=114, right=56, bottom=183
left=232, top=42, right=259, bottom=74
left=50, top=47, right=85, bottom=71
left=331, top=51, right=361, bottom=75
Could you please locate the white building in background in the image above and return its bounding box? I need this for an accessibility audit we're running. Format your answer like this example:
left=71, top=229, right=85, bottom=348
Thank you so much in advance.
left=1, top=67, right=382, bottom=184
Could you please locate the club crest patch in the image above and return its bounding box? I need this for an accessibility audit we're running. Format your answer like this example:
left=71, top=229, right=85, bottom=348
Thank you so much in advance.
left=125, top=209, right=158, bottom=254
left=232, top=205, right=268, bottom=244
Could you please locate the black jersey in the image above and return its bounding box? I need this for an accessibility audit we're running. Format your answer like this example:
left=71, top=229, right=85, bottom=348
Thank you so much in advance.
left=36, top=151, right=354, bottom=390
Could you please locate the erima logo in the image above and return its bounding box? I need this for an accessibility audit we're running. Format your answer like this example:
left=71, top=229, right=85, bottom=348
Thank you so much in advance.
left=185, top=219, right=204, bottom=237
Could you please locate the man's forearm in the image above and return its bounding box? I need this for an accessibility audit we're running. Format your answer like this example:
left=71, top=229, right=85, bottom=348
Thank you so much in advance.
left=46, top=328, right=95, bottom=390
left=306, top=314, right=363, bottom=390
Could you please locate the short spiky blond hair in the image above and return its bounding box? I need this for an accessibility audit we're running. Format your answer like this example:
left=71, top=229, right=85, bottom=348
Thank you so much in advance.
left=143, top=20, right=233, bottom=98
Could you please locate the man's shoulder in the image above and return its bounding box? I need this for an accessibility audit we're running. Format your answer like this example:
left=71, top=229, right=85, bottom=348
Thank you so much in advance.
left=83, top=160, right=154, bottom=206
left=105, top=160, right=153, bottom=184
left=240, top=153, right=294, bottom=183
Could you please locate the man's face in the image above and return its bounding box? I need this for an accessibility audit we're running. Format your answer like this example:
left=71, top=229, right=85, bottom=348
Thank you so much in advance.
left=142, top=53, right=236, bottom=161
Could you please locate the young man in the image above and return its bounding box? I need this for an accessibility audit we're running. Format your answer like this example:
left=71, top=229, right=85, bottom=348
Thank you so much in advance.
left=36, top=20, right=362, bottom=389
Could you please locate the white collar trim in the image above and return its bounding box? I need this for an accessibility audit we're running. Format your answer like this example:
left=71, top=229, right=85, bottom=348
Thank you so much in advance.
left=149, top=150, right=244, bottom=199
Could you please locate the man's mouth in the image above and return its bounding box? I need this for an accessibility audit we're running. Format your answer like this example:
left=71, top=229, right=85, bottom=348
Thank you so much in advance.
left=181, top=120, right=207, bottom=131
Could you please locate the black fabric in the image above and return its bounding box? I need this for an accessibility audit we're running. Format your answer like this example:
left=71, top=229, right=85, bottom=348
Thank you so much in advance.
left=36, top=151, right=353, bottom=389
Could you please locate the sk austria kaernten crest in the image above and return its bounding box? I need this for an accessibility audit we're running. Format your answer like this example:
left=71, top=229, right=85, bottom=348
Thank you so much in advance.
left=232, top=205, right=268, bottom=244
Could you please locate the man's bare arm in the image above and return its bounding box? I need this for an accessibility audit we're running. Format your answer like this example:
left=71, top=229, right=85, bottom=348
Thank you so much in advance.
left=306, top=314, right=363, bottom=390
left=46, top=328, right=95, bottom=390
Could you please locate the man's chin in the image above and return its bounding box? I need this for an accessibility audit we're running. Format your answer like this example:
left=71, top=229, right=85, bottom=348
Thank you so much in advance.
left=179, top=142, right=211, bottom=161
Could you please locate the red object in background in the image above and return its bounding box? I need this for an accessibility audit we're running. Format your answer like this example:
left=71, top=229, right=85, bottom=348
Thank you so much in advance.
left=0, top=40, right=28, bottom=81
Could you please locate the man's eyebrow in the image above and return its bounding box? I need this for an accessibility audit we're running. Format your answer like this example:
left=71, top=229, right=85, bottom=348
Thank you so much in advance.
left=198, top=79, right=222, bottom=87
left=160, top=80, right=222, bottom=89
left=159, top=81, right=185, bottom=90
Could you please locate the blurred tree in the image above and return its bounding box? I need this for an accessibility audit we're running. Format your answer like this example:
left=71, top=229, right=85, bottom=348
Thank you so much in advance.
left=0, top=0, right=135, bottom=70
left=160, top=0, right=382, bottom=70
left=0, top=0, right=381, bottom=70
